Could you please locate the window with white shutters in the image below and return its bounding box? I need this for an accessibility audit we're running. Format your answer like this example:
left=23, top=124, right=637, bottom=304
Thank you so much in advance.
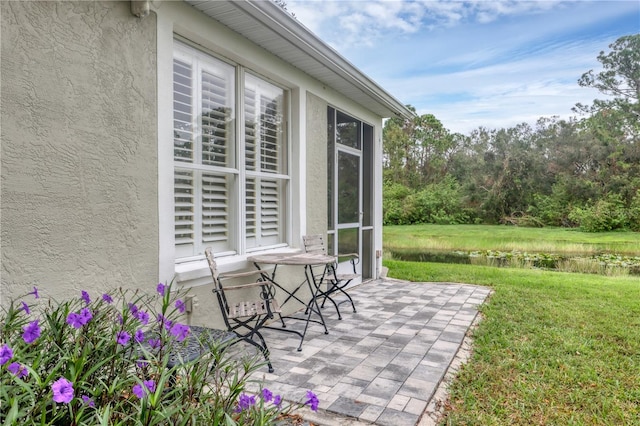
left=173, top=41, right=288, bottom=260
left=244, top=73, right=286, bottom=249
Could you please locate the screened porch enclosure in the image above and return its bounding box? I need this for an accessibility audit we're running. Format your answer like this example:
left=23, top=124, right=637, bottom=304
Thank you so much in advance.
left=327, top=107, right=375, bottom=280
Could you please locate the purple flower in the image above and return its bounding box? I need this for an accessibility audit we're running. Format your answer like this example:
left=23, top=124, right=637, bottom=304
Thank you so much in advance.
left=67, top=308, right=92, bottom=329
left=67, top=312, right=83, bottom=329
left=128, top=303, right=139, bottom=316
left=156, top=283, right=166, bottom=296
left=102, top=293, right=113, bottom=304
left=31, top=287, right=40, bottom=299
left=79, top=308, right=92, bottom=324
left=144, top=379, right=156, bottom=393
left=20, top=301, right=31, bottom=314
left=157, top=314, right=173, bottom=329
left=147, top=338, right=161, bottom=350
left=8, top=362, right=28, bottom=379
left=135, top=310, right=149, bottom=325
left=175, top=299, right=185, bottom=313
left=132, top=380, right=155, bottom=398
left=134, top=329, right=145, bottom=343
left=22, top=320, right=41, bottom=344
left=0, top=344, right=13, bottom=365
left=169, top=323, right=190, bottom=342
left=273, top=394, right=282, bottom=407
left=132, top=384, right=145, bottom=398
left=81, top=290, right=91, bottom=305
left=262, top=388, right=273, bottom=403
left=235, top=393, right=256, bottom=412
left=8, top=362, right=28, bottom=378
left=81, top=395, right=95, bottom=408
left=305, top=390, right=319, bottom=412
left=116, top=331, right=131, bottom=346
left=136, top=358, right=149, bottom=369
left=52, top=377, right=74, bottom=404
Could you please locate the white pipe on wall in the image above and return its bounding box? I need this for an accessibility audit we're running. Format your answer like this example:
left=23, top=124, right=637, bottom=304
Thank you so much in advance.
left=131, top=0, right=150, bottom=18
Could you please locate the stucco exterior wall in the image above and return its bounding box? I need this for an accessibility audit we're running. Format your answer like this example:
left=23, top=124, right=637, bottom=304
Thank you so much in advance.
left=305, top=93, right=329, bottom=237
left=1, top=1, right=158, bottom=305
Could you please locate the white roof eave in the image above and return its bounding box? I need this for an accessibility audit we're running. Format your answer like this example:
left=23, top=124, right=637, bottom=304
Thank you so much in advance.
left=183, top=0, right=415, bottom=120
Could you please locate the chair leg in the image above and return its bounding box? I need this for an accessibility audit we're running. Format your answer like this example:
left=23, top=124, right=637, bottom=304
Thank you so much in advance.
left=233, top=331, right=273, bottom=373
left=231, top=317, right=275, bottom=373
left=338, top=283, right=356, bottom=314
left=331, top=281, right=357, bottom=313
left=339, top=290, right=357, bottom=313
left=277, top=312, right=287, bottom=328
left=320, top=290, right=342, bottom=320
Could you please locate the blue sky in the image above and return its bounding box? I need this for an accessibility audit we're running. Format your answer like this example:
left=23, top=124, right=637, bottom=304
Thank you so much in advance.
left=287, top=1, right=640, bottom=134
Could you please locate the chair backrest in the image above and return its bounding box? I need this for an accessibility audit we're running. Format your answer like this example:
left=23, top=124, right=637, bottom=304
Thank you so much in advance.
left=204, top=247, right=221, bottom=289
left=204, top=247, right=278, bottom=327
left=302, top=234, right=327, bottom=255
left=303, top=234, right=334, bottom=279
left=303, top=234, right=358, bottom=275
left=205, top=247, right=234, bottom=323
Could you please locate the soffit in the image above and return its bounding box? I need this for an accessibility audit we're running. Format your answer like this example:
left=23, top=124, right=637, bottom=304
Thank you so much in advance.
left=183, top=0, right=414, bottom=119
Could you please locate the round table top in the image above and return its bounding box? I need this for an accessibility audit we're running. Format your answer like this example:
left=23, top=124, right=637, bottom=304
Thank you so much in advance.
left=248, top=252, right=336, bottom=266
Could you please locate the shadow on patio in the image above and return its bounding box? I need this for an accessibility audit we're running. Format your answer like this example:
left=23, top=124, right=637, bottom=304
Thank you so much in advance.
left=244, top=278, right=492, bottom=426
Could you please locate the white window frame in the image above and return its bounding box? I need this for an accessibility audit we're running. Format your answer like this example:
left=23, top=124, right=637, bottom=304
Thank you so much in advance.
left=173, top=40, right=289, bottom=264
left=243, top=73, right=290, bottom=252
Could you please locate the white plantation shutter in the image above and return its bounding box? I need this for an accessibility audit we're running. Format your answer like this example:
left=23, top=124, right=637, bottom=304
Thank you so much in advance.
left=174, top=43, right=236, bottom=258
left=245, top=177, right=257, bottom=247
left=246, top=177, right=281, bottom=248
left=244, top=86, right=259, bottom=248
left=260, top=94, right=280, bottom=173
left=173, top=41, right=288, bottom=260
left=201, top=173, right=232, bottom=252
left=173, top=58, right=194, bottom=162
left=260, top=178, right=281, bottom=242
left=245, top=87, right=257, bottom=171
left=201, top=70, right=231, bottom=168
left=174, top=169, right=195, bottom=257
left=173, top=54, right=196, bottom=257
left=245, top=74, right=287, bottom=249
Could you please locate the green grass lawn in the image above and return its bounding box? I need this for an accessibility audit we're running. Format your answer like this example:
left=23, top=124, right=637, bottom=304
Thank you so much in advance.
left=383, top=225, right=640, bottom=425
left=384, top=224, right=640, bottom=255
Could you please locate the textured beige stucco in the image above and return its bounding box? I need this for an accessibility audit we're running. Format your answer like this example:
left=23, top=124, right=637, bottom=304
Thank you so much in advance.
left=1, top=1, right=158, bottom=305
left=305, top=92, right=329, bottom=236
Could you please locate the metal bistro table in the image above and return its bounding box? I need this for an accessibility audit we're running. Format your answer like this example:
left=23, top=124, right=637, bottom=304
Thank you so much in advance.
left=247, top=251, right=337, bottom=351
left=139, top=325, right=237, bottom=384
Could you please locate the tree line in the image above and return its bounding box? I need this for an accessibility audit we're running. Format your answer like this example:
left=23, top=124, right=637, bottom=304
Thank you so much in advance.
left=383, top=34, right=640, bottom=232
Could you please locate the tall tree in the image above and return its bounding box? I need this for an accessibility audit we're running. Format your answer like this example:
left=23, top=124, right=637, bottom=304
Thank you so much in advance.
left=383, top=108, right=454, bottom=188
left=381, top=35, right=640, bottom=229
left=383, top=107, right=419, bottom=187
left=575, top=34, right=640, bottom=206
left=575, top=34, right=640, bottom=119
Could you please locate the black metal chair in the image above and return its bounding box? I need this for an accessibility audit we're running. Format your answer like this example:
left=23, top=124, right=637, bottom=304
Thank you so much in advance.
left=205, top=247, right=279, bottom=372
left=302, top=234, right=359, bottom=319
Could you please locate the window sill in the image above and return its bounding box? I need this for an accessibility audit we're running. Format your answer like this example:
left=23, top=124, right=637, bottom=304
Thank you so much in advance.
left=174, top=247, right=299, bottom=288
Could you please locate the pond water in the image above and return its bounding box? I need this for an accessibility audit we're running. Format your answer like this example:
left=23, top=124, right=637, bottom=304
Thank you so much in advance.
left=389, top=249, right=640, bottom=276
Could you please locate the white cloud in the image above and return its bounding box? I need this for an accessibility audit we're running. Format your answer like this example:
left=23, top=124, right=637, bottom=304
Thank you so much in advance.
left=385, top=40, right=611, bottom=132
left=290, top=0, right=572, bottom=49
left=287, top=0, right=639, bottom=134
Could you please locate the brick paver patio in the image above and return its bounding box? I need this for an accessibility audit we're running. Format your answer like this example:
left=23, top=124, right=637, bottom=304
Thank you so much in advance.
left=245, top=278, right=491, bottom=425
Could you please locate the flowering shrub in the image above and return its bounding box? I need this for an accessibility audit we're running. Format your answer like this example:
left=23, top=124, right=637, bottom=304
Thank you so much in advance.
left=1, top=283, right=318, bottom=425
left=232, top=387, right=320, bottom=425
